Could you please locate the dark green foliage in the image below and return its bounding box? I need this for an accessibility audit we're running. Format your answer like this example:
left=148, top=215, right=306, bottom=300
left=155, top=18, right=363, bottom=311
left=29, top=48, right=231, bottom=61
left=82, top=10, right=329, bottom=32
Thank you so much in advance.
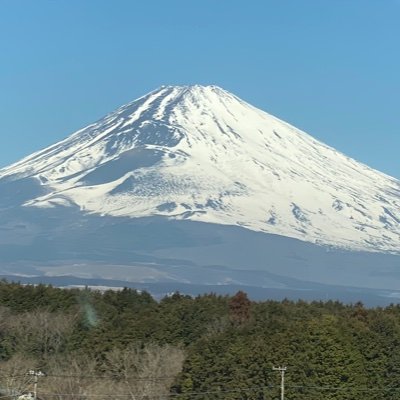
left=0, top=280, right=78, bottom=312
left=2, top=282, right=400, bottom=399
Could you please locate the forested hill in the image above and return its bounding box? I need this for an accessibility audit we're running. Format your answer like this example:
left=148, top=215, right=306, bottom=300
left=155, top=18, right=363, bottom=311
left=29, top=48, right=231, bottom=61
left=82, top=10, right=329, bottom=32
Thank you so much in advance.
left=1, top=281, right=400, bottom=399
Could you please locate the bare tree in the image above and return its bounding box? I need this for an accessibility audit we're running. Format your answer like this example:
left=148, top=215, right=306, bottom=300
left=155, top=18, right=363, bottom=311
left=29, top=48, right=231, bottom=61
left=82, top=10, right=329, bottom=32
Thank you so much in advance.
left=103, top=343, right=185, bottom=400
left=4, top=310, right=77, bottom=357
left=204, top=315, right=229, bottom=338
left=43, top=354, right=100, bottom=400
left=0, top=354, right=37, bottom=398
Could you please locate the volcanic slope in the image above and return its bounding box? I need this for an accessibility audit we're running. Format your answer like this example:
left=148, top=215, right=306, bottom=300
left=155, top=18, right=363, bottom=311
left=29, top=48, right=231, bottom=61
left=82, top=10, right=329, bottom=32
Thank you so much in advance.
left=1, top=85, right=400, bottom=255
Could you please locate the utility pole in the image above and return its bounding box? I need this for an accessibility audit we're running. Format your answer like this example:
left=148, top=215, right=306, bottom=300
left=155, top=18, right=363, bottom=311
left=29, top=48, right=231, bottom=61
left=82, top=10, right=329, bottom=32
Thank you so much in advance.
left=272, top=366, right=287, bottom=400
left=28, top=370, right=45, bottom=400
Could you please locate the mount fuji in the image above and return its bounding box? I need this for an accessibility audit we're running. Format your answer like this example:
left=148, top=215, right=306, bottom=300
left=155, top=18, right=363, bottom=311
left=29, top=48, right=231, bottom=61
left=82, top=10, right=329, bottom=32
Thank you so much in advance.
left=1, top=85, right=400, bottom=303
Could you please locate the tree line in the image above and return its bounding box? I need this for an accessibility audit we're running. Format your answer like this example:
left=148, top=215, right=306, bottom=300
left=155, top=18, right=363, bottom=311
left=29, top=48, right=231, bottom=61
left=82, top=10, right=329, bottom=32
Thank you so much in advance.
left=1, top=280, right=400, bottom=399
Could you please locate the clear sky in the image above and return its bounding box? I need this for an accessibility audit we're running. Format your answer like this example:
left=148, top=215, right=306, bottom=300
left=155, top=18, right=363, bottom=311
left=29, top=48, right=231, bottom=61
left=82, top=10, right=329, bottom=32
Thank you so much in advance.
left=1, top=0, right=399, bottom=178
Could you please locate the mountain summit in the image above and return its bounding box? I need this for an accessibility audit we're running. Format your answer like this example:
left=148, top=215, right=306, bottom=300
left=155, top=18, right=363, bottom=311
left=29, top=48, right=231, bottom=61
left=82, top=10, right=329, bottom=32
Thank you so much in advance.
left=1, top=85, right=400, bottom=253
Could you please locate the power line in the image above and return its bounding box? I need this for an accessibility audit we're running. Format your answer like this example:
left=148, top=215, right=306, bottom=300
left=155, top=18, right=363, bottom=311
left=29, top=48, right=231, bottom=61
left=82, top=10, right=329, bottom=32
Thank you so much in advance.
left=286, top=383, right=400, bottom=393
left=4, top=376, right=400, bottom=398
left=0, top=374, right=178, bottom=381
left=31, top=384, right=278, bottom=398
left=29, top=383, right=400, bottom=398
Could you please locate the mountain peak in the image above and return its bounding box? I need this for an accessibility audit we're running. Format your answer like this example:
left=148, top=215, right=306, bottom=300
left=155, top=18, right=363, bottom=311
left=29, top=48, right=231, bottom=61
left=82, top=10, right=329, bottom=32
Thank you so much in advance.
left=133, top=84, right=238, bottom=113
left=156, top=84, right=227, bottom=92
left=1, top=86, right=399, bottom=254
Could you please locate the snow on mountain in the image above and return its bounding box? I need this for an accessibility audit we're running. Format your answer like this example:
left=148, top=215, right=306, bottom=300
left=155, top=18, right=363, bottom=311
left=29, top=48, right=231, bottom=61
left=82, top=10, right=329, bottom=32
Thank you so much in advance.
left=1, top=85, right=399, bottom=253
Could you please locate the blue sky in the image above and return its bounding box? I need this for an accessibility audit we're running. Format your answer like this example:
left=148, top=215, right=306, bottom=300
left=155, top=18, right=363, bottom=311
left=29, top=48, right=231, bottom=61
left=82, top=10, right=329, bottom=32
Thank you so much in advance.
left=1, top=0, right=399, bottom=177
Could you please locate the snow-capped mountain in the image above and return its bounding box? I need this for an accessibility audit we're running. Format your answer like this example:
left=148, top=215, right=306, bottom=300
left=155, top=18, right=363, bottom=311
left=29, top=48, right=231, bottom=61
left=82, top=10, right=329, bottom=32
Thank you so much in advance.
left=1, top=85, right=400, bottom=254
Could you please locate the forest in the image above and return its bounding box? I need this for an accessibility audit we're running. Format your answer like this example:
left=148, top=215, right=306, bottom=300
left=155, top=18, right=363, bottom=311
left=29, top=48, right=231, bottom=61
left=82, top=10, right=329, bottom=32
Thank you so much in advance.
left=1, top=280, right=400, bottom=399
